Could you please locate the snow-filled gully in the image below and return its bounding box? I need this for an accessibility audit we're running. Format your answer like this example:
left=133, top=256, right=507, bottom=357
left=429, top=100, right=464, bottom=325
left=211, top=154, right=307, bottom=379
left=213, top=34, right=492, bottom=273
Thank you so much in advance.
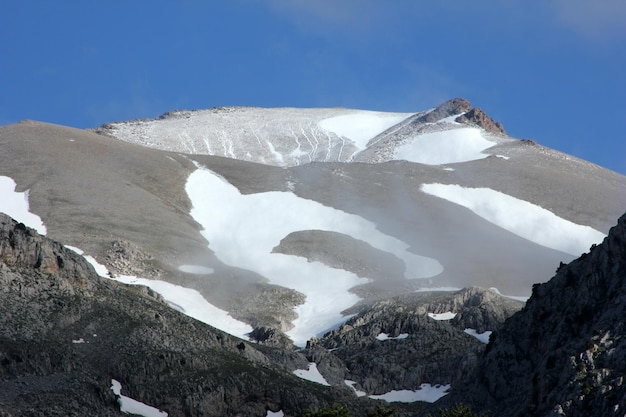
left=186, top=166, right=443, bottom=346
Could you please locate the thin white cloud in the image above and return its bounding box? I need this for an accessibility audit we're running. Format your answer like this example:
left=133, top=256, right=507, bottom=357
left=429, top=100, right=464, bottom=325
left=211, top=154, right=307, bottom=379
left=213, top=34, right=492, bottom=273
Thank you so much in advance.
left=550, top=0, right=626, bottom=39
left=261, top=0, right=382, bottom=30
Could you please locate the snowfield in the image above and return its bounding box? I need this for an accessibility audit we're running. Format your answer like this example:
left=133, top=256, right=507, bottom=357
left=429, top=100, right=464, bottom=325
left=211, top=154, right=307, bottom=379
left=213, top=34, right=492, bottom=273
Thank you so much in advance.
left=421, top=183, right=606, bottom=256
left=105, top=107, right=414, bottom=167
left=318, top=111, right=412, bottom=154
left=368, top=384, right=450, bottom=403
left=293, top=363, right=330, bottom=386
left=186, top=166, right=443, bottom=345
left=393, top=127, right=496, bottom=165
left=464, top=329, right=492, bottom=344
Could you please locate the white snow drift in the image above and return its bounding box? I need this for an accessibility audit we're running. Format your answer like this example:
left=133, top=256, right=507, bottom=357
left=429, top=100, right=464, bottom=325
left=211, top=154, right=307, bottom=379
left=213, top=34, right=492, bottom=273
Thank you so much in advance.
left=78, top=253, right=253, bottom=340
left=393, top=127, right=496, bottom=165
left=368, top=384, right=450, bottom=403
left=421, top=183, right=606, bottom=256
left=186, top=167, right=443, bottom=345
left=111, top=379, right=168, bottom=417
left=0, top=176, right=47, bottom=234
left=318, top=111, right=411, bottom=153
left=293, top=363, right=330, bottom=386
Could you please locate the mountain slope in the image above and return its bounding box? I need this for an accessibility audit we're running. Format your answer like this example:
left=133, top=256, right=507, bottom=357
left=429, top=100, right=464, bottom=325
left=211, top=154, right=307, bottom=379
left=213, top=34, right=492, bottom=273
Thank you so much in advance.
left=435, top=212, right=626, bottom=416
left=0, top=213, right=373, bottom=416
left=1, top=99, right=625, bottom=346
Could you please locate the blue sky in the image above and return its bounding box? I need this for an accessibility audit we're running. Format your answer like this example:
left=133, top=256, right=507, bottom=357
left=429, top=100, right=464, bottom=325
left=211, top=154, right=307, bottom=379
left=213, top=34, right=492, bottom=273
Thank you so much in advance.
left=2, top=1, right=625, bottom=174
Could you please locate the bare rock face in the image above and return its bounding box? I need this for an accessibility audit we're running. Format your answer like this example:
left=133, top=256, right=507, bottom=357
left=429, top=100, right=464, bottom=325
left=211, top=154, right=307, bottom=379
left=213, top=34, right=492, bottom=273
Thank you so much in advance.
left=306, top=288, right=523, bottom=395
left=105, top=239, right=162, bottom=278
left=455, top=107, right=507, bottom=135
left=416, top=98, right=473, bottom=123
left=411, top=98, right=506, bottom=135
left=436, top=212, right=626, bottom=417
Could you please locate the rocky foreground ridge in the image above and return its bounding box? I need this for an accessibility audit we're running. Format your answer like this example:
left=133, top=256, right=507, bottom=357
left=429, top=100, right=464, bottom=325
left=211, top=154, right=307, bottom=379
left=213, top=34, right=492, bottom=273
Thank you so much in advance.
left=0, top=212, right=526, bottom=416
left=432, top=212, right=626, bottom=417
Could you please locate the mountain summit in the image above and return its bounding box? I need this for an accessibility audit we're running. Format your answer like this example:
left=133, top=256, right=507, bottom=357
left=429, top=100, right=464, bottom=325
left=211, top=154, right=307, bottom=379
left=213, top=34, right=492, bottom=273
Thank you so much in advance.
left=1, top=98, right=626, bottom=414
left=95, top=98, right=508, bottom=167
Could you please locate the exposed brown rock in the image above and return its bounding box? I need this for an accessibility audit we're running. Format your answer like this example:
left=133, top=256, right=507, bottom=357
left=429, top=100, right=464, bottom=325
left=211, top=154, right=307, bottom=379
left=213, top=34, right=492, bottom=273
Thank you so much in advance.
left=455, top=107, right=507, bottom=135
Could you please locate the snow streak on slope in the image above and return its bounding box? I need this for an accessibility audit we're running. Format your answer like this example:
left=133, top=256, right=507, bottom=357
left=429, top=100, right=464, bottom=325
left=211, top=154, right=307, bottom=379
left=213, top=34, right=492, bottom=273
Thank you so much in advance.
left=318, top=112, right=411, bottom=156
left=75, top=248, right=253, bottom=339
left=393, top=127, right=496, bottom=165
left=0, top=176, right=47, bottom=234
left=186, top=167, right=443, bottom=345
left=115, top=275, right=253, bottom=339
left=105, top=107, right=413, bottom=167
left=421, top=183, right=606, bottom=256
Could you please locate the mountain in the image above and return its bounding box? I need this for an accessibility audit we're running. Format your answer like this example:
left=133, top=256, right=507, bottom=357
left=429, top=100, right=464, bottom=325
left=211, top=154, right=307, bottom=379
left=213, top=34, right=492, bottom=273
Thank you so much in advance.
left=1, top=98, right=625, bottom=414
left=432, top=211, right=626, bottom=417
left=0, top=212, right=521, bottom=416
left=0, top=213, right=363, bottom=416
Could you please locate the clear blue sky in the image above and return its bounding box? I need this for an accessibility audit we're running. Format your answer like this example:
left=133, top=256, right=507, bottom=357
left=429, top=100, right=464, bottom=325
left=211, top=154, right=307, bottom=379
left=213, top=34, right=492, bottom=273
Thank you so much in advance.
left=2, top=1, right=625, bottom=175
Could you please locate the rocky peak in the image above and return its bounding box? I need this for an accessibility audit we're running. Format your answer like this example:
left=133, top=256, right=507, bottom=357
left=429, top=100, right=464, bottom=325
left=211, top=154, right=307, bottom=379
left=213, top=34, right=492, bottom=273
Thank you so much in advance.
left=417, top=97, right=472, bottom=123
left=455, top=107, right=507, bottom=135
left=415, top=98, right=507, bottom=136
left=436, top=212, right=626, bottom=416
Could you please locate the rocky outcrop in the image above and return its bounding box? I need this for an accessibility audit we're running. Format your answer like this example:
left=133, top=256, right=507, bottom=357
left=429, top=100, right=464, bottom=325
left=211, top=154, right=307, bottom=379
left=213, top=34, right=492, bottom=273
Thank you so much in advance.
left=412, top=98, right=506, bottom=135
left=436, top=213, right=626, bottom=416
left=0, top=214, right=375, bottom=416
left=416, top=98, right=473, bottom=123
left=105, top=239, right=162, bottom=278
left=306, top=288, right=523, bottom=395
left=455, top=107, right=507, bottom=135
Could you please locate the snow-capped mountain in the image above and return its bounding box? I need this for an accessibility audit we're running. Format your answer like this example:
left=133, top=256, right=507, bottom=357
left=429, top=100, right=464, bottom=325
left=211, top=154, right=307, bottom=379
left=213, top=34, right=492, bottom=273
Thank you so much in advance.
left=1, top=98, right=625, bottom=347
left=97, top=98, right=506, bottom=167
left=1, top=98, right=626, bottom=415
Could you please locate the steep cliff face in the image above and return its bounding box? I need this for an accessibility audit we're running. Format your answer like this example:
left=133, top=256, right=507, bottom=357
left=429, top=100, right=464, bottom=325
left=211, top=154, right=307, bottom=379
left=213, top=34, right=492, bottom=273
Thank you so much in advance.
left=438, top=212, right=626, bottom=416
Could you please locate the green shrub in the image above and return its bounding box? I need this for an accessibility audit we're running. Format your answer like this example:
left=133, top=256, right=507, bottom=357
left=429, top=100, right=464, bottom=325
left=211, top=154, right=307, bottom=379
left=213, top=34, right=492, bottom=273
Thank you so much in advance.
left=428, top=403, right=488, bottom=417
left=302, top=403, right=351, bottom=417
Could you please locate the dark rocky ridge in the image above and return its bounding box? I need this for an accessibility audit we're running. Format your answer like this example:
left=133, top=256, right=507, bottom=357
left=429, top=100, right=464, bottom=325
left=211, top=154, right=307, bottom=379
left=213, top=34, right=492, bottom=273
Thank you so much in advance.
left=0, top=212, right=530, bottom=416
left=433, top=212, right=626, bottom=416
left=305, top=288, right=523, bottom=395
left=411, top=97, right=506, bottom=135
left=0, top=213, right=375, bottom=416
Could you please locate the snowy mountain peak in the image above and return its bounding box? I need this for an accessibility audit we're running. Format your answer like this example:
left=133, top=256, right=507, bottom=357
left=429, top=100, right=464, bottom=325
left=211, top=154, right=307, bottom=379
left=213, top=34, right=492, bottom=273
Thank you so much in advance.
left=95, top=99, right=509, bottom=167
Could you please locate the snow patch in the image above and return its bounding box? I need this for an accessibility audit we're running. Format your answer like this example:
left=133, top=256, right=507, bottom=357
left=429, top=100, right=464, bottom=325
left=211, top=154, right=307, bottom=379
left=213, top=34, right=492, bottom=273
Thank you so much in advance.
left=393, top=128, right=495, bottom=165
left=186, top=167, right=442, bottom=346
left=428, top=312, right=456, bottom=321
left=0, top=176, right=47, bottom=235
left=293, top=363, right=330, bottom=386
left=266, top=411, right=284, bottom=417
left=115, top=275, right=252, bottom=340
left=420, top=183, right=606, bottom=256
left=83, top=255, right=111, bottom=278
left=368, top=384, right=450, bottom=403
left=344, top=380, right=367, bottom=397
left=464, top=328, right=492, bottom=344
left=376, top=333, right=409, bottom=341
left=111, top=379, right=168, bottom=417
left=73, top=248, right=252, bottom=339
left=318, top=112, right=411, bottom=151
